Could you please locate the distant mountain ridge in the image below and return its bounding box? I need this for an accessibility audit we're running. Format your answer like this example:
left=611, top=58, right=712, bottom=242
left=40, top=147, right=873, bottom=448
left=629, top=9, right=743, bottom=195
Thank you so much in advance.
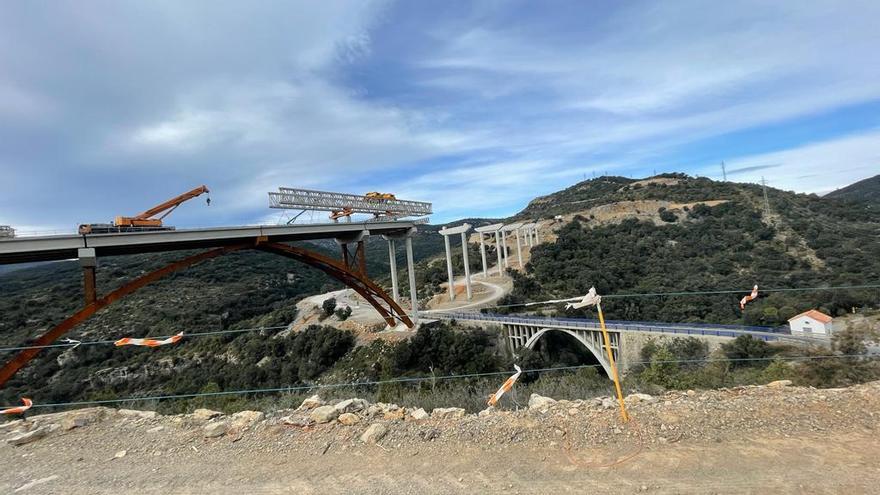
left=825, top=174, right=880, bottom=203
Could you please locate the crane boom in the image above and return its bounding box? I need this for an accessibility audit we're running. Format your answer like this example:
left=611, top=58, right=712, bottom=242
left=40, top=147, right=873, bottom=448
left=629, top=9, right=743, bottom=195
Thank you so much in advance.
left=115, top=185, right=210, bottom=227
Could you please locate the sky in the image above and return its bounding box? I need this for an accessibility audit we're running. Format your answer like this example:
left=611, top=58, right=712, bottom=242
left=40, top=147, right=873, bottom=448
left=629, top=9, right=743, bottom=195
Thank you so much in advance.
left=1, top=0, right=878, bottom=231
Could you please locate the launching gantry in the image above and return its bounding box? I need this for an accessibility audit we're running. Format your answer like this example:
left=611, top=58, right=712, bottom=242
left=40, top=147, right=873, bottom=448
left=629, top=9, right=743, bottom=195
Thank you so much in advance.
left=268, top=187, right=432, bottom=223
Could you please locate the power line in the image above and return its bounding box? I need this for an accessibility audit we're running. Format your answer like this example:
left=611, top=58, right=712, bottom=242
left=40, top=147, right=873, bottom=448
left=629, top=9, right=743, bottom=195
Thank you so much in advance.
left=20, top=353, right=880, bottom=410
left=0, top=325, right=290, bottom=354
left=490, top=283, right=880, bottom=309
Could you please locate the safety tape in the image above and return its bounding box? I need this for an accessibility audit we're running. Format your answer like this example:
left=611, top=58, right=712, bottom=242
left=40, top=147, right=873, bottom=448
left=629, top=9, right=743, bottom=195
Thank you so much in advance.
left=487, top=365, right=522, bottom=406
left=1, top=398, right=33, bottom=415
left=115, top=332, right=184, bottom=347
left=740, top=285, right=759, bottom=310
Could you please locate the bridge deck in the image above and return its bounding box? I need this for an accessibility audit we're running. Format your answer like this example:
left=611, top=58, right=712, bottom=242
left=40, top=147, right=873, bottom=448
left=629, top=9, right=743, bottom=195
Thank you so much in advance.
left=0, top=221, right=419, bottom=265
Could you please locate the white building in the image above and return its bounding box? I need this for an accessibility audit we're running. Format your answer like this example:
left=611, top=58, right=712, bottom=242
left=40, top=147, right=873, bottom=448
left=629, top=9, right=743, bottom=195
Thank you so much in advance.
left=788, top=310, right=834, bottom=336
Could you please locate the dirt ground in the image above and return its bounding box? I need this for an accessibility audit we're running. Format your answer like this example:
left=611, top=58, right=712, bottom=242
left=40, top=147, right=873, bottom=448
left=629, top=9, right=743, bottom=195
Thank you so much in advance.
left=3, top=381, right=879, bottom=494
left=4, top=432, right=878, bottom=494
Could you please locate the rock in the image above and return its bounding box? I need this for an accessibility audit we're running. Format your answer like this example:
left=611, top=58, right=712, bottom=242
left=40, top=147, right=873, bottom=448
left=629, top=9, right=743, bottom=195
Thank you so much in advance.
left=230, top=410, right=264, bottom=429
left=191, top=409, right=223, bottom=421
left=625, top=393, right=656, bottom=405
left=360, top=423, right=388, bottom=444
left=686, top=390, right=696, bottom=397
left=13, top=475, right=59, bottom=492
left=338, top=413, right=360, bottom=426
left=419, top=428, right=440, bottom=441
left=114, top=450, right=127, bottom=459
left=0, top=420, right=23, bottom=432
left=478, top=407, right=495, bottom=418
left=147, top=426, right=165, bottom=434
left=118, top=409, right=157, bottom=420
left=568, top=408, right=580, bottom=416
left=281, top=416, right=311, bottom=428
left=384, top=409, right=405, bottom=421
left=203, top=421, right=228, bottom=438
left=310, top=405, right=339, bottom=424
left=601, top=397, right=616, bottom=409
left=6, top=426, right=51, bottom=446
left=334, top=398, right=369, bottom=414
left=431, top=407, right=466, bottom=419
left=528, top=394, right=557, bottom=410
left=60, top=415, right=90, bottom=431
left=298, top=395, right=324, bottom=410
left=409, top=408, right=430, bottom=420
left=767, top=380, right=793, bottom=388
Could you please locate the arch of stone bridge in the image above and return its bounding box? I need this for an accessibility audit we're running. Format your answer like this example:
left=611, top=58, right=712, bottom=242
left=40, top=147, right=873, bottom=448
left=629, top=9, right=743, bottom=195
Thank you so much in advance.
left=522, top=328, right=614, bottom=379
left=0, top=241, right=411, bottom=388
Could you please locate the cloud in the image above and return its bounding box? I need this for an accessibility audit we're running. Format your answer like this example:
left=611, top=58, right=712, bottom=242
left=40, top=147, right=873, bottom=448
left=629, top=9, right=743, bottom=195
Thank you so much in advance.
left=2, top=0, right=879, bottom=231
left=699, top=129, right=880, bottom=194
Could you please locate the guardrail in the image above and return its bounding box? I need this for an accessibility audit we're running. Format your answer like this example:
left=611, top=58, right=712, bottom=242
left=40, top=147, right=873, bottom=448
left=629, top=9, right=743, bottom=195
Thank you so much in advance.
left=430, top=311, right=827, bottom=344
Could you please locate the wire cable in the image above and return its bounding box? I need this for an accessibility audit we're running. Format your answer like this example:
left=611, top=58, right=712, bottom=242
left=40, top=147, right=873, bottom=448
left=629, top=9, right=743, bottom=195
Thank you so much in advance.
left=20, top=353, right=880, bottom=410
left=0, top=325, right=290, bottom=353
left=490, top=283, right=880, bottom=309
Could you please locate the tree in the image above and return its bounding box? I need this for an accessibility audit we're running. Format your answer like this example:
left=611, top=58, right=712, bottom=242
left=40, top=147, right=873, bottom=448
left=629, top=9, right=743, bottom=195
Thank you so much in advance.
left=322, top=297, right=337, bottom=317
left=335, top=306, right=352, bottom=321
left=721, top=335, right=772, bottom=367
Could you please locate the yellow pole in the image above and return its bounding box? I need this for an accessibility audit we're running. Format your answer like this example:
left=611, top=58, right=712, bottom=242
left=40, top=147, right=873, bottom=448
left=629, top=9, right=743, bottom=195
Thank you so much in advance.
left=597, top=301, right=629, bottom=422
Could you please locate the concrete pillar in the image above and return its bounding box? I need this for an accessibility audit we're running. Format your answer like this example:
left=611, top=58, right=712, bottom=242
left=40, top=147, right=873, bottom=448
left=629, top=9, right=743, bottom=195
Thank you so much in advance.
left=515, top=228, right=523, bottom=268
left=460, top=232, right=472, bottom=300
left=405, top=236, right=419, bottom=325
left=79, top=248, right=97, bottom=305
left=494, top=231, right=503, bottom=277
left=479, top=234, right=488, bottom=279
left=501, top=231, right=509, bottom=268
left=443, top=233, right=455, bottom=301
left=387, top=239, right=399, bottom=303
left=535, top=225, right=541, bottom=243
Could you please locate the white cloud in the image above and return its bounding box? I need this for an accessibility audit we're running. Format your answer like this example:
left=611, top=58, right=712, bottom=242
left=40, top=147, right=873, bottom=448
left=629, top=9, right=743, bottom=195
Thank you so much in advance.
left=699, top=129, right=880, bottom=194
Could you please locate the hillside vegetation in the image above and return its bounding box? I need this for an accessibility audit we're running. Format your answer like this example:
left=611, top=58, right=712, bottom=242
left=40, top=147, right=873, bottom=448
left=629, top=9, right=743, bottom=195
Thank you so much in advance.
left=499, top=173, right=879, bottom=326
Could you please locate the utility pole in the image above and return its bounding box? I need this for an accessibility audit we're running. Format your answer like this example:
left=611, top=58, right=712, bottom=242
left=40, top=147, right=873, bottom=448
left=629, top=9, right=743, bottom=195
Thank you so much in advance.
left=721, top=161, right=727, bottom=181
left=761, top=176, right=771, bottom=217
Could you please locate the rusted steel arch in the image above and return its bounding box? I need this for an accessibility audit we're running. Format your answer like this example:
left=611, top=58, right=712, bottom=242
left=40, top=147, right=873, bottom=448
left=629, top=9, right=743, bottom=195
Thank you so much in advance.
left=0, top=244, right=251, bottom=388
left=256, top=242, right=413, bottom=329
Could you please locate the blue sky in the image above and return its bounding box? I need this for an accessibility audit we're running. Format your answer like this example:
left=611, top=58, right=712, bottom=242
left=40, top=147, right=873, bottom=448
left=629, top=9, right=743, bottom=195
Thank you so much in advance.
left=1, top=0, right=878, bottom=230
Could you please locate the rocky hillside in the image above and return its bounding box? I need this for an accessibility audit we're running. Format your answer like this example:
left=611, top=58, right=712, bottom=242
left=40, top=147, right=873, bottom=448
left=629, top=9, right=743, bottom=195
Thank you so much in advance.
left=2, top=380, right=879, bottom=493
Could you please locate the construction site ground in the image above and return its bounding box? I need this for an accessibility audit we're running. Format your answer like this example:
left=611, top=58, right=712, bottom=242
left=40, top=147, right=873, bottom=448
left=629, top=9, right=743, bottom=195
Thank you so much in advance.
left=3, top=381, right=879, bottom=494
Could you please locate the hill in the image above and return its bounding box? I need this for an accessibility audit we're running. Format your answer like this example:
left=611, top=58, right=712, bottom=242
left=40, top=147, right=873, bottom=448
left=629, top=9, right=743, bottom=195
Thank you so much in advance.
left=826, top=173, right=880, bottom=203
left=496, top=173, right=880, bottom=326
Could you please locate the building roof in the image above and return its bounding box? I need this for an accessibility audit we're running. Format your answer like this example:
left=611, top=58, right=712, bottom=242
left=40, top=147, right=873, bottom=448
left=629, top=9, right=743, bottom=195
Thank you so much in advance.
left=789, top=309, right=833, bottom=323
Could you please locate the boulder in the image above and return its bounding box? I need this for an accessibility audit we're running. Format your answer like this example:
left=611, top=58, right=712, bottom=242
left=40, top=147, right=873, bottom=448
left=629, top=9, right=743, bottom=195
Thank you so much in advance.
left=334, top=398, right=369, bottom=414
left=431, top=407, right=466, bottom=419
left=625, top=393, right=656, bottom=405
left=7, top=425, right=53, bottom=446
left=310, top=405, right=339, bottom=424
left=360, top=423, right=388, bottom=444
left=383, top=409, right=405, bottom=421
left=338, top=413, right=360, bottom=426
left=528, top=394, right=557, bottom=410
left=767, top=380, right=793, bottom=388
left=203, top=421, right=228, bottom=438
left=191, top=409, right=223, bottom=421
left=408, top=408, right=430, bottom=420
left=230, top=410, right=264, bottom=429
left=298, top=395, right=324, bottom=410
left=118, top=409, right=157, bottom=420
